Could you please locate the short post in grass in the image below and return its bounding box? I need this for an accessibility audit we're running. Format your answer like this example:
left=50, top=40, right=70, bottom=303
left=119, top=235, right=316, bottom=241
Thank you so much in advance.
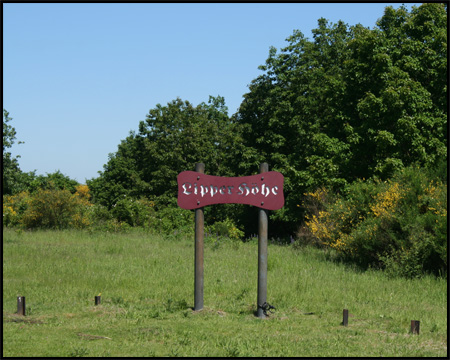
left=17, top=296, right=26, bottom=316
left=194, top=162, right=205, bottom=311
left=95, top=296, right=101, bottom=305
left=411, top=320, right=420, bottom=334
left=342, top=309, right=349, bottom=326
left=256, top=162, right=269, bottom=319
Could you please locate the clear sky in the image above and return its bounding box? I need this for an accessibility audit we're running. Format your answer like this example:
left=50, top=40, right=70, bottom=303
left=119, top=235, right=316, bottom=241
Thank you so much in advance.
left=3, top=2, right=420, bottom=184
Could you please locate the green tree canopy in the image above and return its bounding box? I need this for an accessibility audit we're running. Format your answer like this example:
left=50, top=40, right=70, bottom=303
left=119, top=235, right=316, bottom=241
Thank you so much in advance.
left=88, top=96, right=244, bottom=210
left=235, top=3, right=447, bottom=234
left=27, top=171, right=80, bottom=194
left=3, top=109, right=25, bottom=195
left=87, top=4, right=446, bottom=237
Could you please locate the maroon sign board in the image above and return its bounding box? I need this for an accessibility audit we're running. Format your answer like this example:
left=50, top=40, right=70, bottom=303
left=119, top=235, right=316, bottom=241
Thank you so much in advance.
left=178, top=163, right=283, bottom=318
left=177, top=171, right=284, bottom=210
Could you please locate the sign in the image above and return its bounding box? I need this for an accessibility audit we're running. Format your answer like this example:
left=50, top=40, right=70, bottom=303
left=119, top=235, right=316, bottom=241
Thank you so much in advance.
left=177, top=171, right=284, bottom=210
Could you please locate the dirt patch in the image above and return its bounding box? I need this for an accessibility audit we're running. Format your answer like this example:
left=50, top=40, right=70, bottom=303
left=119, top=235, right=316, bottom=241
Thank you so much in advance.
left=3, top=313, right=45, bottom=324
left=77, top=332, right=112, bottom=340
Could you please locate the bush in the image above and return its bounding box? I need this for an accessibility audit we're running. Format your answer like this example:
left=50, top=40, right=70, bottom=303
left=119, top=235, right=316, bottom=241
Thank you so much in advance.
left=71, top=185, right=94, bottom=228
left=27, top=171, right=79, bottom=194
left=111, top=196, right=155, bottom=227
left=89, top=203, right=114, bottom=225
left=147, top=205, right=194, bottom=235
left=3, top=191, right=32, bottom=227
left=20, top=188, right=81, bottom=229
left=299, top=165, right=447, bottom=277
left=101, top=219, right=132, bottom=233
left=3, top=186, right=94, bottom=230
left=206, top=218, right=244, bottom=242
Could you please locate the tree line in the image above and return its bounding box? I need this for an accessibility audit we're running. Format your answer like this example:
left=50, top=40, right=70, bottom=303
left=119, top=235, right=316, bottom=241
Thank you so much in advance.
left=3, top=4, right=447, bottom=277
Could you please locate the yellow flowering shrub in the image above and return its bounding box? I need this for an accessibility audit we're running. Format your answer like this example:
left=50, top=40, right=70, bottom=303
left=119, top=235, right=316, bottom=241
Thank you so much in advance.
left=370, top=182, right=405, bottom=218
left=301, top=187, right=363, bottom=254
left=304, top=212, right=332, bottom=244
left=74, top=184, right=91, bottom=202
left=299, top=165, right=447, bottom=277
left=418, top=180, right=447, bottom=218
left=2, top=191, right=32, bottom=227
left=299, top=187, right=334, bottom=246
left=71, top=185, right=93, bottom=228
left=17, top=187, right=93, bottom=229
left=3, top=204, right=17, bottom=227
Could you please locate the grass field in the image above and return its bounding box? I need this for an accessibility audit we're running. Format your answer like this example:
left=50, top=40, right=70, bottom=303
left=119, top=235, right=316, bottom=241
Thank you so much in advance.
left=2, top=228, right=447, bottom=357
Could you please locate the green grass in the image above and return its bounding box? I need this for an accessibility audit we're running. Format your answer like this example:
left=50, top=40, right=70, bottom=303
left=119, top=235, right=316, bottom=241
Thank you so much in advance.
left=3, top=228, right=447, bottom=357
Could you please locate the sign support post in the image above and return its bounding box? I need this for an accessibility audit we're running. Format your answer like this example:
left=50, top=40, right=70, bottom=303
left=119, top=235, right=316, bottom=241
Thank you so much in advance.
left=257, top=163, right=269, bottom=318
left=194, top=162, right=205, bottom=311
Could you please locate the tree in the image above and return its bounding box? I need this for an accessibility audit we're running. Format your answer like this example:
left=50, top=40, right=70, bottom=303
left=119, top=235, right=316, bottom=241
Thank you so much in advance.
left=27, top=170, right=80, bottom=194
left=88, top=4, right=446, bottom=237
left=344, top=4, right=447, bottom=178
left=3, top=109, right=24, bottom=195
left=235, top=18, right=357, bottom=234
left=88, top=96, right=244, bottom=211
left=3, top=110, right=83, bottom=197
left=235, top=3, right=447, bottom=235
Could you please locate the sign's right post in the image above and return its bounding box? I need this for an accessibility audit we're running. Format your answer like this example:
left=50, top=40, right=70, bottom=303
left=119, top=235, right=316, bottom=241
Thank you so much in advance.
left=257, top=162, right=269, bottom=318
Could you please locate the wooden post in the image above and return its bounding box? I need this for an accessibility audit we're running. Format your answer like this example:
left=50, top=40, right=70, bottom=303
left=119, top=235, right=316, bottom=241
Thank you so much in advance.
left=257, top=162, right=269, bottom=318
left=95, top=296, right=101, bottom=305
left=194, top=163, right=205, bottom=311
left=411, top=320, right=420, bottom=334
left=343, top=309, right=349, bottom=326
left=17, top=296, right=26, bottom=316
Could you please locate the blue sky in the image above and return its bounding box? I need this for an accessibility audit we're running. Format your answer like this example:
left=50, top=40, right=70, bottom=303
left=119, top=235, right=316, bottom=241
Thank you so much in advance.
left=3, top=3, right=420, bottom=183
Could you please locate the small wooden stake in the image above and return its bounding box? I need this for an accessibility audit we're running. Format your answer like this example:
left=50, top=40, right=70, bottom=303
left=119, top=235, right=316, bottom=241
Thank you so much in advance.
left=17, top=296, right=26, bottom=316
left=411, top=320, right=420, bottom=334
left=343, top=309, right=348, bottom=326
left=95, top=296, right=101, bottom=305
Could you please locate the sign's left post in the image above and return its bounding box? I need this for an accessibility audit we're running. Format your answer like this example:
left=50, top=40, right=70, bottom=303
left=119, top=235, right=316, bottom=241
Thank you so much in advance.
left=194, top=163, right=205, bottom=311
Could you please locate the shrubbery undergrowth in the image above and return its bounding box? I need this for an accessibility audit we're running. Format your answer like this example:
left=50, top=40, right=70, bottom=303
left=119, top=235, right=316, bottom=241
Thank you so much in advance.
left=298, top=165, right=447, bottom=278
left=3, top=164, right=447, bottom=279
